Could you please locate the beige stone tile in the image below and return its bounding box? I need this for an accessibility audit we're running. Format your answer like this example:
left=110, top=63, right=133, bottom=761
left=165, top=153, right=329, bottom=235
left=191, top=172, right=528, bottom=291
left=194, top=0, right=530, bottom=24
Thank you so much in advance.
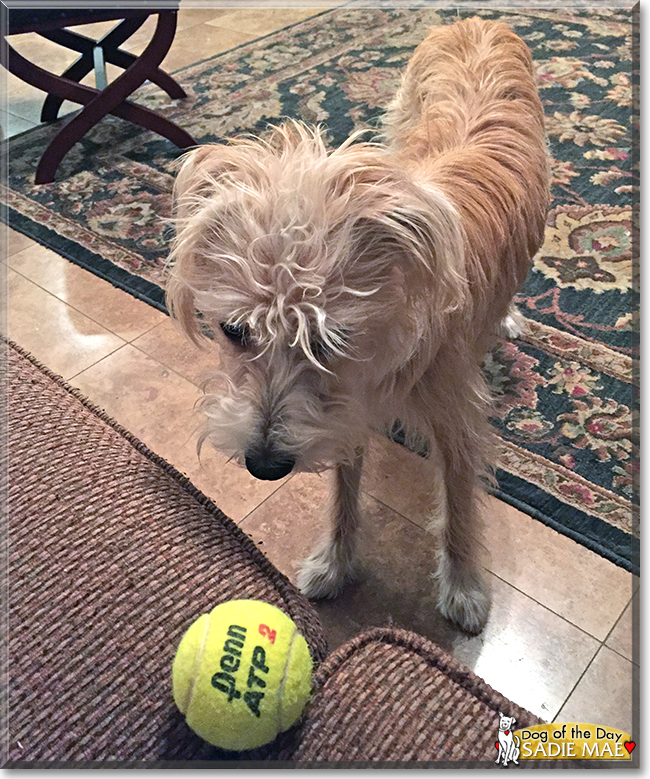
left=240, top=470, right=460, bottom=649
left=4, top=35, right=77, bottom=92
left=66, top=21, right=116, bottom=39
left=177, top=8, right=235, bottom=31
left=605, top=593, right=638, bottom=664
left=361, top=434, right=632, bottom=642
left=2, top=93, right=45, bottom=127
left=67, top=9, right=220, bottom=52
left=96, top=15, right=157, bottom=57
left=452, top=576, right=599, bottom=722
left=124, top=23, right=255, bottom=72
left=0, top=225, right=36, bottom=259
left=4, top=36, right=76, bottom=122
left=480, top=496, right=633, bottom=642
left=556, top=646, right=637, bottom=735
left=69, top=343, right=285, bottom=522
left=6, top=268, right=125, bottom=379
left=240, top=471, right=600, bottom=718
left=239, top=471, right=329, bottom=581
left=8, top=244, right=166, bottom=341
left=204, top=8, right=331, bottom=37
left=132, top=317, right=220, bottom=387
left=4, top=70, right=46, bottom=102
left=69, top=343, right=204, bottom=453
left=0, top=108, right=38, bottom=140
left=361, top=433, right=434, bottom=522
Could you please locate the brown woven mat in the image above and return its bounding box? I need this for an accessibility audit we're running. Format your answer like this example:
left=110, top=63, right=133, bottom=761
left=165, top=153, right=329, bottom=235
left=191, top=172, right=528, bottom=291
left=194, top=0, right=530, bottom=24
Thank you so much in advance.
left=2, top=338, right=327, bottom=765
left=280, top=627, right=541, bottom=765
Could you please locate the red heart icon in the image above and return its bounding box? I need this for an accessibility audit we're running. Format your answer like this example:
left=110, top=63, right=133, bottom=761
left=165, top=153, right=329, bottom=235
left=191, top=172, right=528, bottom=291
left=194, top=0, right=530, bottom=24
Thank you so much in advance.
left=624, top=741, right=636, bottom=754
left=495, top=742, right=499, bottom=750
left=505, top=730, right=510, bottom=735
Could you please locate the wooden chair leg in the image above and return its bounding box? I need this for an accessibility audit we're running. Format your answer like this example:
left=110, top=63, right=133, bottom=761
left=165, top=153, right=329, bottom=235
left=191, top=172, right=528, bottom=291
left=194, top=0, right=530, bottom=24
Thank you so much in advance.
left=40, top=17, right=148, bottom=122
left=2, top=12, right=195, bottom=183
left=40, top=50, right=93, bottom=122
left=5, top=40, right=194, bottom=143
left=104, top=47, right=186, bottom=100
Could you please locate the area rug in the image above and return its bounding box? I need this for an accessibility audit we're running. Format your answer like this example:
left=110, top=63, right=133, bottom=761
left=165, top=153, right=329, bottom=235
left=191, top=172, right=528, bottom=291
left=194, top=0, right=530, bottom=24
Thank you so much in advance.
left=1, top=6, right=639, bottom=573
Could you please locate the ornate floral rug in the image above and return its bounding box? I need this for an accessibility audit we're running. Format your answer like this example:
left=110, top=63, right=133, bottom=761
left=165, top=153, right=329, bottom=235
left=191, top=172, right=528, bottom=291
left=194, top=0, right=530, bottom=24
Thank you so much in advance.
left=1, top=6, right=638, bottom=573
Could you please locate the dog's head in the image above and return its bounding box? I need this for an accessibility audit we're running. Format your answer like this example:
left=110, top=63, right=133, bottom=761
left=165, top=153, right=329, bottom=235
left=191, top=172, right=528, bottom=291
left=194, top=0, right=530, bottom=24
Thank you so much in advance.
left=166, top=122, right=466, bottom=479
left=498, top=713, right=517, bottom=732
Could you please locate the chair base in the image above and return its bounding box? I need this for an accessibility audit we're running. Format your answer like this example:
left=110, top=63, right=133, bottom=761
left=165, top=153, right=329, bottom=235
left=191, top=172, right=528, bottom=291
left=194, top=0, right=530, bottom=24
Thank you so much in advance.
left=2, top=10, right=195, bottom=183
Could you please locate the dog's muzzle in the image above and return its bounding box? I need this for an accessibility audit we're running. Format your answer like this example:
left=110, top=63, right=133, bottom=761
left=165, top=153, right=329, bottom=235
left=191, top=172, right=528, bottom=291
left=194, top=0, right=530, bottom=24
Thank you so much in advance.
left=244, top=448, right=296, bottom=481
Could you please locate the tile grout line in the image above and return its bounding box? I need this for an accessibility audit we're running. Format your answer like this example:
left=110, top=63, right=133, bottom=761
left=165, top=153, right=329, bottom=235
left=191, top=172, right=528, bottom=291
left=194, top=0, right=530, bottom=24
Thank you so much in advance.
left=549, top=635, right=639, bottom=726
left=128, top=338, right=209, bottom=391
left=128, top=323, right=225, bottom=393
left=604, top=644, right=639, bottom=668
left=487, top=570, right=611, bottom=645
left=550, top=643, right=603, bottom=722
left=1, top=105, right=42, bottom=127
left=2, top=234, right=39, bottom=262
left=364, top=487, right=627, bottom=645
left=7, top=261, right=166, bottom=343
left=65, top=341, right=130, bottom=384
left=128, top=317, right=170, bottom=345
left=599, top=594, right=638, bottom=667
left=547, top=594, right=637, bottom=719
left=236, top=472, right=298, bottom=527
left=601, top=595, right=632, bottom=646
left=8, top=262, right=215, bottom=392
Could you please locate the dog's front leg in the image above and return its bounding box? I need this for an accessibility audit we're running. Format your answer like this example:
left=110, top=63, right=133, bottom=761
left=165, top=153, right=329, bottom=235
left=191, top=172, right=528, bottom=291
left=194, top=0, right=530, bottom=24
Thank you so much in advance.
left=296, top=450, right=362, bottom=599
left=434, top=442, right=491, bottom=635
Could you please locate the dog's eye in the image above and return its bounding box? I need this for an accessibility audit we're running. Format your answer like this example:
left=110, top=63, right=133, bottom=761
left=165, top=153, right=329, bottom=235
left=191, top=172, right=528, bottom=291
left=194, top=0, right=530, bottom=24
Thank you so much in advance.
left=219, top=322, right=250, bottom=347
left=310, top=336, right=332, bottom=362
left=309, top=328, right=349, bottom=363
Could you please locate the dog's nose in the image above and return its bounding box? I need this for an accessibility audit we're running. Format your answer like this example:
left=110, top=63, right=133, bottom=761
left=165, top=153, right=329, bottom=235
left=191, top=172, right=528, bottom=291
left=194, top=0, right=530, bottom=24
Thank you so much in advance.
left=244, top=449, right=295, bottom=481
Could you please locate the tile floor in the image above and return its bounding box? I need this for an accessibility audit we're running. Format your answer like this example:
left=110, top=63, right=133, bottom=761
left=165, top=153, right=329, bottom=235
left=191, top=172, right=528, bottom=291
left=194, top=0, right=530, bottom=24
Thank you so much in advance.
left=1, top=3, right=638, bottom=738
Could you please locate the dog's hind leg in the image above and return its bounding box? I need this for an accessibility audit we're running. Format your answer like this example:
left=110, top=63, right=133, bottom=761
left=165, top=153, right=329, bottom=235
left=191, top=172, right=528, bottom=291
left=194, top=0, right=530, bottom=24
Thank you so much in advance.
left=296, top=451, right=363, bottom=599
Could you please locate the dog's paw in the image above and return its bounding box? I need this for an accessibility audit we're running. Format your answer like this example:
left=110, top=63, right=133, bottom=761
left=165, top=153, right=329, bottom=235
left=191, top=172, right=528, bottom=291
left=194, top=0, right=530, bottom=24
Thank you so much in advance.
left=296, top=538, right=357, bottom=600
left=435, top=560, right=491, bottom=634
left=437, top=577, right=490, bottom=634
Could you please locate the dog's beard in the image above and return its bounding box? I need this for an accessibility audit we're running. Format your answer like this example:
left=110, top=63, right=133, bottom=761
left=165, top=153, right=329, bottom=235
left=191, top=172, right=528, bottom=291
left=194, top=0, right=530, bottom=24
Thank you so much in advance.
left=197, top=360, right=369, bottom=474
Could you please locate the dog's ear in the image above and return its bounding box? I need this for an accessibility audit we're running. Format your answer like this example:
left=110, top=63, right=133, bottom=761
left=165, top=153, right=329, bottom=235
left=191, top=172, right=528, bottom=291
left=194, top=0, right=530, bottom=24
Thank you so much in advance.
left=167, top=144, right=233, bottom=345
left=351, top=181, right=467, bottom=319
left=172, top=144, right=231, bottom=221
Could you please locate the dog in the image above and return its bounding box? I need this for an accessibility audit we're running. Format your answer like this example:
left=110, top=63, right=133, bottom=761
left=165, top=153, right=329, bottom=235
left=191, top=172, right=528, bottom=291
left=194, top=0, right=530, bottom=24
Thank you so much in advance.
left=165, top=17, right=549, bottom=634
left=495, top=713, right=520, bottom=766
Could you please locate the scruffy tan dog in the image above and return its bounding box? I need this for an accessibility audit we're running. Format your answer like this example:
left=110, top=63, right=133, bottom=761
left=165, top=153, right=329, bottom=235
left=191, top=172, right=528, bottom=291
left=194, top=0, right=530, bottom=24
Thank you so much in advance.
left=166, top=17, right=549, bottom=634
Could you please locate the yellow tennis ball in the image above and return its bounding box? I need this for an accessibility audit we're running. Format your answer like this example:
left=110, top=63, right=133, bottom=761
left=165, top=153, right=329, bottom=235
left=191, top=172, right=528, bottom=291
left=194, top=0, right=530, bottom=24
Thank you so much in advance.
left=172, top=599, right=313, bottom=751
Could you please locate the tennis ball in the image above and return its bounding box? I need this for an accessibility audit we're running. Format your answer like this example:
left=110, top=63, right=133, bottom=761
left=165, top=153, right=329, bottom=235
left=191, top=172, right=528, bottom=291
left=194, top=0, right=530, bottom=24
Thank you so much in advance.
left=172, top=599, right=313, bottom=751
